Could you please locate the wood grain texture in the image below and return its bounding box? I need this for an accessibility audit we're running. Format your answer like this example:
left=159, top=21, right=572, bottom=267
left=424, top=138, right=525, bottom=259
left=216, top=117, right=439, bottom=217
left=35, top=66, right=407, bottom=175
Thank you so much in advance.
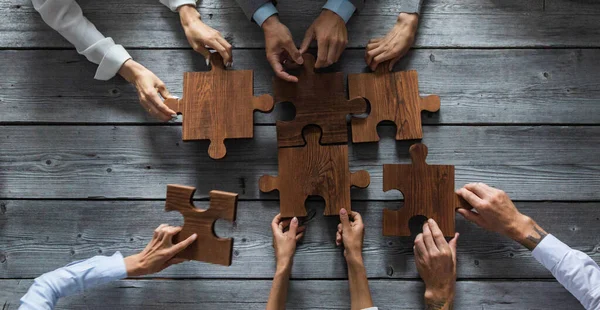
left=2, top=49, right=600, bottom=124
left=1, top=126, right=599, bottom=200
left=273, top=54, right=367, bottom=147
left=164, top=185, right=238, bottom=266
left=2, top=200, right=599, bottom=279
left=350, top=68, right=440, bottom=143
left=1, top=0, right=599, bottom=49
left=383, top=144, right=459, bottom=237
left=164, top=53, right=272, bottom=159
left=0, top=279, right=583, bottom=309
left=259, top=127, right=370, bottom=217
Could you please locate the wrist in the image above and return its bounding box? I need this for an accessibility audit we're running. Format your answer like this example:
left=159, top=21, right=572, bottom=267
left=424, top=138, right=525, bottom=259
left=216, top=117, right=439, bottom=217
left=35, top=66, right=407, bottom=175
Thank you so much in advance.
left=345, top=252, right=364, bottom=267
left=178, top=4, right=200, bottom=26
left=509, top=214, right=535, bottom=243
left=117, top=59, right=142, bottom=83
left=424, top=288, right=455, bottom=308
left=397, top=12, right=419, bottom=26
left=261, top=15, right=280, bottom=31
left=124, top=254, right=145, bottom=277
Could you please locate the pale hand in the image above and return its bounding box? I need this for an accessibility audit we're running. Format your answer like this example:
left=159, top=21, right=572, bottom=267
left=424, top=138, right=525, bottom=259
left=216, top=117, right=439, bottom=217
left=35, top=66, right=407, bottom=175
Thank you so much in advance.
left=365, top=13, right=419, bottom=71
left=414, top=219, right=458, bottom=310
left=335, top=208, right=365, bottom=263
left=124, top=224, right=197, bottom=276
left=178, top=5, right=232, bottom=65
left=118, top=60, right=177, bottom=122
left=456, top=182, right=547, bottom=250
left=262, top=15, right=304, bottom=83
left=271, top=214, right=306, bottom=271
left=300, top=9, right=348, bottom=68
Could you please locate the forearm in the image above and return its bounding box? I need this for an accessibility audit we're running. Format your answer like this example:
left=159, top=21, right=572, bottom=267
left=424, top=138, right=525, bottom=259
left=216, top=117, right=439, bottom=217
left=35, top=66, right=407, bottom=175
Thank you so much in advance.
left=266, top=266, right=291, bottom=310
left=346, top=255, right=374, bottom=310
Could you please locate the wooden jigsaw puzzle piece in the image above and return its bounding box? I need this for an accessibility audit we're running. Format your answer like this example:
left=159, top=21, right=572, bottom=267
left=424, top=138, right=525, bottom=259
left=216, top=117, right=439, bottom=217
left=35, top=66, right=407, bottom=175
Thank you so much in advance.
left=165, top=184, right=238, bottom=266
left=259, top=174, right=309, bottom=217
left=253, top=94, right=274, bottom=113
left=382, top=144, right=457, bottom=237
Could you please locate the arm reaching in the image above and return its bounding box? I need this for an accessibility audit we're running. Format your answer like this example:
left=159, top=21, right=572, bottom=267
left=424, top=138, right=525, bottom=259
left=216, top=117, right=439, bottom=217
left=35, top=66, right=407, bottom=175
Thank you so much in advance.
left=336, top=208, right=375, bottom=310
left=457, top=183, right=600, bottom=310
left=266, top=214, right=306, bottom=310
left=414, top=219, right=458, bottom=310
left=19, top=224, right=196, bottom=310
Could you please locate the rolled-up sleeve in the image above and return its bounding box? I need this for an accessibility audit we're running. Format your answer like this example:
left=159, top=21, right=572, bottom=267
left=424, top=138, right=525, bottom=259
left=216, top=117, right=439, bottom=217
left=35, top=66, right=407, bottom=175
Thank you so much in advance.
left=159, top=0, right=197, bottom=12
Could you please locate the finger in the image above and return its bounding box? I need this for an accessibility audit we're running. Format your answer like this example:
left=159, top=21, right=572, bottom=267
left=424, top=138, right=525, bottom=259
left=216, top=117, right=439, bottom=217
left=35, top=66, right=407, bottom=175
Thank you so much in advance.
left=279, top=219, right=291, bottom=231
left=283, top=40, right=304, bottom=65
left=456, top=208, right=485, bottom=227
left=337, top=223, right=342, bottom=233
left=169, top=233, right=197, bottom=255
left=271, top=213, right=282, bottom=233
left=456, top=188, right=485, bottom=209
left=388, top=46, right=410, bottom=71
left=335, top=231, right=342, bottom=246
left=427, top=218, right=449, bottom=251
left=414, top=233, right=427, bottom=259
left=296, top=225, right=306, bottom=234
left=216, top=36, right=233, bottom=64
left=295, top=232, right=305, bottom=241
left=210, top=40, right=231, bottom=67
left=147, top=92, right=173, bottom=121
left=465, top=183, right=492, bottom=199
left=366, top=42, right=381, bottom=51
left=339, top=208, right=351, bottom=231
left=368, top=37, right=382, bottom=44
left=299, top=28, right=315, bottom=54
left=140, top=95, right=165, bottom=121
left=269, top=56, right=298, bottom=83
left=156, top=83, right=173, bottom=100
left=422, top=222, right=439, bottom=253
left=371, top=52, right=395, bottom=72
left=349, top=211, right=363, bottom=225
left=166, top=257, right=188, bottom=266
left=327, top=40, right=339, bottom=66
left=365, top=45, right=385, bottom=68
left=193, top=45, right=211, bottom=63
left=288, top=217, right=299, bottom=236
left=315, top=39, right=330, bottom=68
left=448, top=232, right=459, bottom=262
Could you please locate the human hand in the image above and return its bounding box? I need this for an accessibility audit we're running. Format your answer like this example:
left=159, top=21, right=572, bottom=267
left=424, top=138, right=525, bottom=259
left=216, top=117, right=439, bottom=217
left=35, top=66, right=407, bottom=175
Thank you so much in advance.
left=456, top=183, right=547, bottom=250
left=300, top=9, right=348, bottom=68
left=414, top=219, right=458, bottom=310
left=118, top=59, right=177, bottom=121
left=124, top=224, right=197, bottom=276
left=365, top=13, right=418, bottom=71
left=178, top=4, right=232, bottom=65
left=335, top=208, right=365, bottom=264
left=271, top=214, right=306, bottom=271
left=262, top=15, right=304, bottom=82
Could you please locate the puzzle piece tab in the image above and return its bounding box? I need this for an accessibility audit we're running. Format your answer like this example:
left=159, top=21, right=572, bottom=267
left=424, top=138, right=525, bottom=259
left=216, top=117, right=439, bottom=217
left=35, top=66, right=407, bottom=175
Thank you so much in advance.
left=259, top=126, right=370, bottom=217
left=165, top=53, right=273, bottom=159
left=273, top=53, right=368, bottom=148
left=165, top=184, right=238, bottom=266
left=382, top=143, right=459, bottom=237
left=349, top=66, right=440, bottom=143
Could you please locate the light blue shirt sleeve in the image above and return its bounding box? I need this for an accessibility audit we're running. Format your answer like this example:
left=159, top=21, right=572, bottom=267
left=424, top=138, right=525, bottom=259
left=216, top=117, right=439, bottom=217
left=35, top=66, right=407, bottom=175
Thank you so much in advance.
left=19, top=252, right=128, bottom=310
left=252, top=2, right=278, bottom=27
left=323, top=0, right=356, bottom=23
left=532, top=234, right=600, bottom=310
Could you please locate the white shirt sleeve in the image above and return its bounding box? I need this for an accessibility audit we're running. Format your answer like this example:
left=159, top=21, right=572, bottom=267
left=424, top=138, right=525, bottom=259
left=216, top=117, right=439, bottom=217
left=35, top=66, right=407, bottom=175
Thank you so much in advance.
left=159, top=0, right=197, bottom=12
left=31, top=0, right=132, bottom=81
left=532, top=234, right=600, bottom=310
left=19, top=252, right=128, bottom=310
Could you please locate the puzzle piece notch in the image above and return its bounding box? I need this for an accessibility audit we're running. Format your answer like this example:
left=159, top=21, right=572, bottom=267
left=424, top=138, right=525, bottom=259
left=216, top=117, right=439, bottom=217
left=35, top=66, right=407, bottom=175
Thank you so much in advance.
left=382, top=143, right=458, bottom=237
left=259, top=126, right=370, bottom=217
left=349, top=68, right=440, bottom=143
left=165, top=184, right=238, bottom=266
left=274, top=53, right=368, bottom=147
left=164, top=53, right=273, bottom=160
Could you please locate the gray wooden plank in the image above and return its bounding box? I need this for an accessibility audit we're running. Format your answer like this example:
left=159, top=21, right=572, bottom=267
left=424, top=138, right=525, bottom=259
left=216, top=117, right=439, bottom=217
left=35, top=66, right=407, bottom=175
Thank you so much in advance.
left=0, top=0, right=597, bottom=48
left=545, top=0, right=600, bottom=14
left=0, top=279, right=584, bottom=309
left=0, top=125, right=598, bottom=200
left=2, top=49, right=600, bottom=124
left=1, top=200, right=598, bottom=279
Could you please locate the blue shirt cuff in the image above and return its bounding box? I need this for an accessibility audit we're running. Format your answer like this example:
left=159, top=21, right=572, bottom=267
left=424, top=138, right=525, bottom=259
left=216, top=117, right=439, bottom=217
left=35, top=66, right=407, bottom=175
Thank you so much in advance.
left=252, top=2, right=278, bottom=27
left=323, top=0, right=356, bottom=23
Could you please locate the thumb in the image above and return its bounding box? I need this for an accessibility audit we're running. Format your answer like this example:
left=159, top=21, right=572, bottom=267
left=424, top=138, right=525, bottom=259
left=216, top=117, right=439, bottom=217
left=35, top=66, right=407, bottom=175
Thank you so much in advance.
left=157, top=83, right=173, bottom=99
left=288, top=217, right=299, bottom=236
left=284, top=41, right=304, bottom=65
left=339, top=208, right=350, bottom=231
left=169, top=233, right=197, bottom=256
left=449, top=232, right=459, bottom=262
left=299, top=28, right=314, bottom=54
left=456, top=208, right=485, bottom=228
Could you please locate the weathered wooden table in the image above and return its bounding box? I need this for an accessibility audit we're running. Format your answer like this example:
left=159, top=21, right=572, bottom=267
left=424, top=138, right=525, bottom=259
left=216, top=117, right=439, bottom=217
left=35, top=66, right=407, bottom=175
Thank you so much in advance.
left=1, top=0, right=599, bottom=308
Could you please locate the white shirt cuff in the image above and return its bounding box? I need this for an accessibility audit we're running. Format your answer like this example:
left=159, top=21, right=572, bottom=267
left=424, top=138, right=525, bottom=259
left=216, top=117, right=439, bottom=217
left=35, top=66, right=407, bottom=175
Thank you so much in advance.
left=159, top=0, right=198, bottom=12
left=532, top=234, right=572, bottom=271
left=94, top=44, right=132, bottom=81
left=252, top=2, right=278, bottom=27
left=323, top=0, right=356, bottom=23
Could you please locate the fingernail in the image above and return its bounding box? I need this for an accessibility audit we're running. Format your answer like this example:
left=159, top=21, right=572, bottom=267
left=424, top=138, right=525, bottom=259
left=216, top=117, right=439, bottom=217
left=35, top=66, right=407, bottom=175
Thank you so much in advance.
left=340, top=208, right=347, bottom=215
left=296, top=57, right=304, bottom=64
left=428, top=218, right=435, bottom=224
left=172, top=96, right=180, bottom=99
left=205, top=58, right=210, bottom=66
left=292, top=217, right=298, bottom=223
left=192, top=233, right=198, bottom=239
